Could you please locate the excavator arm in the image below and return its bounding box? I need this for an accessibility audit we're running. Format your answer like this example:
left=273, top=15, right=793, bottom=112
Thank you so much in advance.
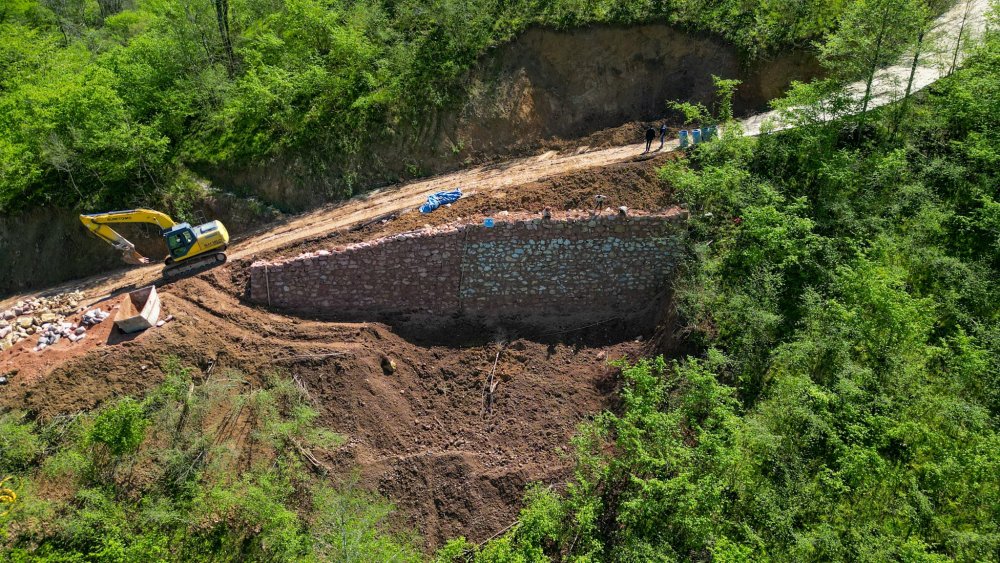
left=79, top=209, right=179, bottom=265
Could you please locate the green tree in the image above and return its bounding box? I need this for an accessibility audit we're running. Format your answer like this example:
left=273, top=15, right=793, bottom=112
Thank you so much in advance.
left=819, top=0, right=926, bottom=137
left=712, top=75, right=742, bottom=123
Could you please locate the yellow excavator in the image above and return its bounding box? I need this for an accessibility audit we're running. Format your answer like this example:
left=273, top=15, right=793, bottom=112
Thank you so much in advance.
left=80, top=209, right=230, bottom=279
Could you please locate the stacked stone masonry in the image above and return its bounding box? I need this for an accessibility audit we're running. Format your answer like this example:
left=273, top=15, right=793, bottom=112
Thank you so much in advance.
left=249, top=209, right=687, bottom=327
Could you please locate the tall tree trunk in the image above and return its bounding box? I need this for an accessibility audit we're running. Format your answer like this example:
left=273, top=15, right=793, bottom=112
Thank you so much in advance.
left=949, top=0, right=972, bottom=74
left=214, top=0, right=235, bottom=76
left=97, top=0, right=123, bottom=19
left=857, top=23, right=888, bottom=140
left=892, top=30, right=925, bottom=139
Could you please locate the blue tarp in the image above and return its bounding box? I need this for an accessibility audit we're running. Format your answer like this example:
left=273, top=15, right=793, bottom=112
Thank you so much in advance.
left=419, top=189, right=463, bottom=213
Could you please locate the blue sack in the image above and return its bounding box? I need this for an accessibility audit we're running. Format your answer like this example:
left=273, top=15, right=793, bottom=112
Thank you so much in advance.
left=419, top=189, right=463, bottom=213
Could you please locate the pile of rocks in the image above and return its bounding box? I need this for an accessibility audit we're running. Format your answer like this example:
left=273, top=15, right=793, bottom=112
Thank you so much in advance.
left=0, top=290, right=89, bottom=351
left=82, top=308, right=111, bottom=327
left=33, top=308, right=110, bottom=352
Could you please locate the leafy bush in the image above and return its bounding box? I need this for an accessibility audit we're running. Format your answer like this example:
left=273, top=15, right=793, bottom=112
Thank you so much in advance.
left=88, top=397, right=148, bottom=457
left=0, top=412, right=43, bottom=474
left=469, top=14, right=1000, bottom=561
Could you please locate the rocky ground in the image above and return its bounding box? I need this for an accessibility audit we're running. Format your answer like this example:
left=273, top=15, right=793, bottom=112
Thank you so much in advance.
left=0, top=292, right=88, bottom=351
left=0, top=292, right=119, bottom=375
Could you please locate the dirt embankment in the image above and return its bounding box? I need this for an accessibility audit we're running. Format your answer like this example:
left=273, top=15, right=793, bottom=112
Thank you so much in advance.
left=0, top=209, right=154, bottom=298
left=210, top=25, right=818, bottom=211
left=453, top=25, right=817, bottom=156
left=0, top=154, right=679, bottom=551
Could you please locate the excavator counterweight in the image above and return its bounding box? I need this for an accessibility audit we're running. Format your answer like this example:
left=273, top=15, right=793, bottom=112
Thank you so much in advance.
left=80, top=209, right=230, bottom=279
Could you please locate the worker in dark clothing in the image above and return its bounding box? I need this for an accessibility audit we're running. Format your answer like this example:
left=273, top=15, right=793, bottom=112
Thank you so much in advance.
left=644, top=126, right=656, bottom=153
left=659, top=123, right=668, bottom=149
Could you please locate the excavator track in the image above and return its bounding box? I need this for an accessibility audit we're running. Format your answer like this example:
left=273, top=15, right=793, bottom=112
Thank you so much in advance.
left=161, top=251, right=228, bottom=282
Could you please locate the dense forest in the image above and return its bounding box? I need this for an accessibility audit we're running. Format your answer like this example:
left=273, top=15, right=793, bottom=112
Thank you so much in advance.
left=1, top=0, right=849, bottom=215
left=2, top=0, right=999, bottom=561
left=455, top=3, right=1000, bottom=560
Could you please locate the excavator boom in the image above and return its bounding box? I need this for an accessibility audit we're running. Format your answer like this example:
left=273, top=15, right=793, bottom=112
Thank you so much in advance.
left=80, top=209, right=177, bottom=230
left=79, top=209, right=178, bottom=265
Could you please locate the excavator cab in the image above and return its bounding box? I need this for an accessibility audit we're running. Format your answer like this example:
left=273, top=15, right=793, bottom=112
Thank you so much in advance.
left=164, top=224, right=197, bottom=259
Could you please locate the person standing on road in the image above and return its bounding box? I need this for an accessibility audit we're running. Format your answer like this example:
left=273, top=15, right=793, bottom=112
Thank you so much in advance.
left=659, top=123, right=668, bottom=149
left=644, top=126, right=656, bottom=153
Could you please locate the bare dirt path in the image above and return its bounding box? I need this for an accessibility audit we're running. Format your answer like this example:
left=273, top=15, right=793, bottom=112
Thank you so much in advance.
left=6, top=0, right=984, bottom=312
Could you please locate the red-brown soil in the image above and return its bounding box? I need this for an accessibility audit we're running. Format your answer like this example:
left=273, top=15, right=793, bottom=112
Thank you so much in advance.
left=0, top=296, right=125, bottom=389
left=0, top=153, right=677, bottom=550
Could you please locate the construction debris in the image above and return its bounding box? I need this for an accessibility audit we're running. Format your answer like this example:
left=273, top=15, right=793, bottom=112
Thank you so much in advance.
left=0, top=370, right=16, bottom=385
left=113, top=286, right=160, bottom=334
left=32, top=309, right=109, bottom=352
left=82, top=308, right=111, bottom=327
left=0, top=291, right=88, bottom=352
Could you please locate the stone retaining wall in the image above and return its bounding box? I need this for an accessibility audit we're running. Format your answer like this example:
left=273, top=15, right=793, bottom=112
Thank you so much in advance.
left=249, top=209, right=687, bottom=328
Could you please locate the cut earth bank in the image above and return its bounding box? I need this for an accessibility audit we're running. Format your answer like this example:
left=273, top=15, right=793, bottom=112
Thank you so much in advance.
left=0, top=153, right=684, bottom=551
left=212, top=23, right=819, bottom=210
left=0, top=193, right=279, bottom=297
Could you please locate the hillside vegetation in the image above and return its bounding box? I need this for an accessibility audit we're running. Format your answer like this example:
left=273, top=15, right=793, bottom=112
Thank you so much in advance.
left=0, top=0, right=848, bottom=215
left=456, top=4, right=1000, bottom=561
left=2, top=0, right=999, bottom=561
left=0, top=359, right=424, bottom=561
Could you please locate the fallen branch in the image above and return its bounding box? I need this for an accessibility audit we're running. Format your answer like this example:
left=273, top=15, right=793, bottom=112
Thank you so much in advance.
left=460, top=519, right=521, bottom=560
left=175, top=382, right=195, bottom=435
left=175, top=448, right=207, bottom=485
left=291, top=438, right=330, bottom=475
left=482, top=345, right=504, bottom=415
left=292, top=373, right=315, bottom=405
left=349, top=211, right=399, bottom=232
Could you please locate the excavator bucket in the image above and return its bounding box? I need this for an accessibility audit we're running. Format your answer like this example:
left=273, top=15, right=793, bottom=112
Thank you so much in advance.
left=121, top=249, right=150, bottom=265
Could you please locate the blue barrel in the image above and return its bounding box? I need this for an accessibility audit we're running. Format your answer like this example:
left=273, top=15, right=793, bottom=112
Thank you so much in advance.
left=484, top=218, right=495, bottom=228
left=703, top=126, right=715, bottom=141
left=679, top=130, right=689, bottom=148
left=692, top=128, right=702, bottom=144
